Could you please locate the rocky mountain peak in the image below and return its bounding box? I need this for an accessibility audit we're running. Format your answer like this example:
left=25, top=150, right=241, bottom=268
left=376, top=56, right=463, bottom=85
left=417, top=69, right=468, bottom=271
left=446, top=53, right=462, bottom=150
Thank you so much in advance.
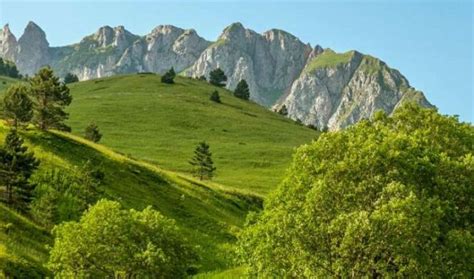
left=151, top=25, right=184, bottom=36
left=16, top=21, right=49, bottom=75
left=0, top=24, right=18, bottom=61
left=94, top=25, right=114, bottom=47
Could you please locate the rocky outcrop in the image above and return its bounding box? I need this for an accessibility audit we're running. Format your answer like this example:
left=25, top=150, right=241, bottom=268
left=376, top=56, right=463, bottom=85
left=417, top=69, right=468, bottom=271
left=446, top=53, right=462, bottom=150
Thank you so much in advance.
left=275, top=49, right=433, bottom=130
left=184, top=23, right=313, bottom=106
left=0, top=21, right=433, bottom=130
left=16, top=21, right=50, bottom=76
left=0, top=24, right=18, bottom=62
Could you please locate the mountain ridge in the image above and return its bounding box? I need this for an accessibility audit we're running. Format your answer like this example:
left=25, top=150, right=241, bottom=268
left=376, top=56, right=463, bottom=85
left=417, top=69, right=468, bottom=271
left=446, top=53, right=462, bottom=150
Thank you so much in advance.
left=0, top=21, right=432, bottom=130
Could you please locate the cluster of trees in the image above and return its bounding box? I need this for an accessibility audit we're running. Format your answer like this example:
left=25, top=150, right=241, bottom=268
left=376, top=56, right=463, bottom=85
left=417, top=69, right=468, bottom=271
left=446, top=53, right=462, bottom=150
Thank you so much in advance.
left=161, top=68, right=176, bottom=84
left=0, top=58, right=20, bottom=79
left=63, top=72, right=79, bottom=84
left=238, top=103, right=473, bottom=277
left=3, top=67, right=72, bottom=131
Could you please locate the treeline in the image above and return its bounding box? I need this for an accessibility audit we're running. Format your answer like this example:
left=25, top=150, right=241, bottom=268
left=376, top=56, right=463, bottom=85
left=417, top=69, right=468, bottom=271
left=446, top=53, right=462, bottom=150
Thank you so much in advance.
left=0, top=58, right=21, bottom=79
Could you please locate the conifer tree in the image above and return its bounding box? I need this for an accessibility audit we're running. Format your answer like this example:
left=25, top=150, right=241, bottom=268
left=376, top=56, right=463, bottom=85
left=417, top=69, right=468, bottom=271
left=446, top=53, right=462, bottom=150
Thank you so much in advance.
left=278, top=105, right=288, bottom=116
left=63, top=73, right=79, bottom=84
left=0, top=129, right=39, bottom=209
left=210, top=90, right=221, bottom=103
left=29, top=67, right=72, bottom=131
left=3, top=84, right=33, bottom=128
left=189, top=142, right=216, bottom=180
left=209, top=68, right=227, bottom=87
left=234, top=79, right=250, bottom=100
left=84, top=122, right=102, bottom=143
left=161, top=67, right=176, bottom=84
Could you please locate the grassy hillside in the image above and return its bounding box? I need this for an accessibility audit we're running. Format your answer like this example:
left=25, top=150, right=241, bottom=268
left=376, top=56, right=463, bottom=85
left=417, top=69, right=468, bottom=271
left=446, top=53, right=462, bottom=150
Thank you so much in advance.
left=66, top=74, right=317, bottom=195
left=0, top=123, right=260, bottom=276
left=0, top=76, right=19, bottom=92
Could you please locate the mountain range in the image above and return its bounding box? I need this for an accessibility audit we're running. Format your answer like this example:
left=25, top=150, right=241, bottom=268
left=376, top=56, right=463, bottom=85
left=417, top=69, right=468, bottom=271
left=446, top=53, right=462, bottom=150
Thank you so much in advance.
left=0, top=21, right=432, bottom=130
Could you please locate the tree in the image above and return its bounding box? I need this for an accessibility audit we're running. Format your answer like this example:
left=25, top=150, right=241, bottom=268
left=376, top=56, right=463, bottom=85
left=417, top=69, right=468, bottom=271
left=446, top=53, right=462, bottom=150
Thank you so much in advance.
left=31, top=163, right=104, bottom=227
left=161, top=67, right=176, bottom=84
left=3, top=84, right=33, bottom=128
left=198, top=75, right=207, bottom=82
left=189, top=142, right=216, bottom=180
left=0, top=58, right=20, bottom=79
left=63, top=73, right=79, bottom=84
left=277, top=105, right=288, bottom=116
left=234, top=79, right=250, bottom=100
left=47, top=199, right=197, bottom=278
left=29, top=67, right=72, bottom=131
left=84, top=122, right=102, bottom=143
left=209, top=68, right=227, bottom=87
left=0, top=130, right=39, bottom=210
left=209, top=90, right=221, bottom=103
left=238, top=104, right=474, bottom=278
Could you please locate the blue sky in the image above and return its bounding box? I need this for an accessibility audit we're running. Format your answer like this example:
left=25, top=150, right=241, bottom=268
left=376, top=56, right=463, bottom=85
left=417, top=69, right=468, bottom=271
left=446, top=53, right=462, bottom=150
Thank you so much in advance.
left=1, top=0, right=472, bottom=122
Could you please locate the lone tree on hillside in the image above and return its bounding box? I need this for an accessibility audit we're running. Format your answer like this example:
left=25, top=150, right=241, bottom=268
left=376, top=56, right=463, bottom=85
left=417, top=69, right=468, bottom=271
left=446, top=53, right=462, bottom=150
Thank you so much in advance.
left=84, top=123, right=102, bottom=143
left=277, top=105, right=288, bottom=116
left=161, top=67, right=176, bottom=84
left=63, top=73, right=79, bottom=84
left=209, top=90, right=221, bottom=103
left=29, top=67, right=72, bottom=131
left=3, top=84, right=33, bottom=128
left=189, top=142, right=216, bottom=180
left=0, top=129, right=39, bottom=210
left=234, top=79, right=250, bottom=100
left=209, top=68, right=227, bottom=87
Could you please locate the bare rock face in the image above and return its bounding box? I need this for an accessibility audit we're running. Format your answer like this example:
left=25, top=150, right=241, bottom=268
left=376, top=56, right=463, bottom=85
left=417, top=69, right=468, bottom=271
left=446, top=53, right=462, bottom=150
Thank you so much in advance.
left=0, top=21, right=433, bottom=130
left=184, top=23, right=312, bottom=106
left=16, top=21, right=50, bottom=76
left=276, top=49, right=433, bottom=130
left=0, top=24, right=18, bottom=62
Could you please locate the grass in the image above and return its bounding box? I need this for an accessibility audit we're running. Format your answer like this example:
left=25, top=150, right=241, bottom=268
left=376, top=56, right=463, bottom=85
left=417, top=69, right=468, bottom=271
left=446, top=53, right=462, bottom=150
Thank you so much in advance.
left=0, top=76, right=20, bottom=92
left=0, top=122, right=261, bottom=276
left=304, top=49, right=355, bottom=73
left=66, top=74, right=317, bottom=195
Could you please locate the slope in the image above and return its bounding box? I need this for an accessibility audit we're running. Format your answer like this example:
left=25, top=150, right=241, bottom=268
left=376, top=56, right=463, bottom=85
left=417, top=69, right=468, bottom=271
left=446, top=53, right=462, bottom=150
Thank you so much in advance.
left=0, top=123, right=261, bottom=276
left=66, top=74, right=318, bottom=195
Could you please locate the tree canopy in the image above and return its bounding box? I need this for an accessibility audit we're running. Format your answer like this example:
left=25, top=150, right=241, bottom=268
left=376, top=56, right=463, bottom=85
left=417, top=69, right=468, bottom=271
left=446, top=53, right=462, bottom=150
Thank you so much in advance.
left=3, top=84, right=33, bottom=128
left=189, top=142, right=216, bottom=180
left=209, top=68, right=227, bottom=87
left=238, top=103, right=474, bottom=278
left=161, top=67, right=176, bottom=84
left=47, top=199, right=197, bottom=278
left=234, top=80, right=250, bottom=100
left=63, top=73, right=79, bottom=84
left=29, top=67, right=72, bottom=131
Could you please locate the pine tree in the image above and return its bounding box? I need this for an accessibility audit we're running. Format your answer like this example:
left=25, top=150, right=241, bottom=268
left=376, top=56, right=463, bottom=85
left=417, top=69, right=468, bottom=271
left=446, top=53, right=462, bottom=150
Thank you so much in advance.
left=64, top=73, right=79, bottom=84
left=84, top=122, right=102, bottom=143
left=189, top=142, right=216, bottom=180
left=161, top=67, right=176, bottom=84
left=278, top=105, right=288, bottom=116
left=29, top=67, right=72, bottom=131
left=234, top=79, right=250, bottom=100
left=209, top=68, right=227, bottom=87
left=0, top=129, right=39, bottom=210
left=210, top=90, right=221, bottom=103
left=3, top=84, right=33, bottom=128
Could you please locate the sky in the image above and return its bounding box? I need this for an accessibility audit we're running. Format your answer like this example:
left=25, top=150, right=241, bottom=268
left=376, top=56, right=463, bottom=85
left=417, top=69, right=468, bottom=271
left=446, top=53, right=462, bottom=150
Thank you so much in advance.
left=0, top=0, right=472, bottom=122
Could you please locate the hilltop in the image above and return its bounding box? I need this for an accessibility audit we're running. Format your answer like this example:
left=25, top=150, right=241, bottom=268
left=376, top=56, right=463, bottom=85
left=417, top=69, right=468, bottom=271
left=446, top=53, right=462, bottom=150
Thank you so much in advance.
left=66, top=74, right=317, bottom=195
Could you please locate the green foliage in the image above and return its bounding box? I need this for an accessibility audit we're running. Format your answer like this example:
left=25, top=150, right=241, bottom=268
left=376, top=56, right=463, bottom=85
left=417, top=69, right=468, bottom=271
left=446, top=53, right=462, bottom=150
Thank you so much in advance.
left=209, top=68, right=227, bottom=87
left=209, top=90, right=221, bottom=103
left=84, top=122, right=102, bottom=142
left=3, top=84, right=33, bottom=128
left=189, top=142, right=216, bottom=180
left=304, top=49, right=355, bottom=73
left=277, top=105, right=288, bottom=116
left=30, top=163, right=104, bottom=228
left=47, top=199, right=197, bottom=278
left=29, top=67, right=72, bottom=131
left=0, top=130, right=39, bottom=210
left=64, top=75, right=316, bottom=194
left=238, top=104, right=474, bottom=277
left=63, top=72, right=79, bottom=84
left=161, top=67, right=176, bottom=84
left=0, top=58, right=20, bottom=79
left=233, top=80, right=250, bottom=101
